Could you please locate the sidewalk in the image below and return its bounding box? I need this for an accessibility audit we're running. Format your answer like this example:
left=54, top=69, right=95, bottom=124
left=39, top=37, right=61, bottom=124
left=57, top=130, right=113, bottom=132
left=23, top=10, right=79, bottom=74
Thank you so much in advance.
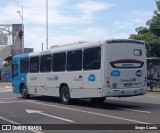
left=146, top=87, right=160, bottom=94
left=0, top=82, right=12, bottom=92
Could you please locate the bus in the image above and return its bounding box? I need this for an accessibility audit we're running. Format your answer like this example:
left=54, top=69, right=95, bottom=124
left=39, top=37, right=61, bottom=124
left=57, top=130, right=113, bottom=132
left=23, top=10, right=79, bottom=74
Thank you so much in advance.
left=147, top=58, right=160, bottom=87
left=12, top=39, right=147, bottom=104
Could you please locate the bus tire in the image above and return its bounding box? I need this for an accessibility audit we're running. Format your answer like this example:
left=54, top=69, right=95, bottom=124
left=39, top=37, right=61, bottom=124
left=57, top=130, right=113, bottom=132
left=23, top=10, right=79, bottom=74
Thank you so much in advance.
left=90, top=97, right=106, bottom=103
left=21, top=85, right=29, bottom=99
left=60, top=86, right=70, bottom=104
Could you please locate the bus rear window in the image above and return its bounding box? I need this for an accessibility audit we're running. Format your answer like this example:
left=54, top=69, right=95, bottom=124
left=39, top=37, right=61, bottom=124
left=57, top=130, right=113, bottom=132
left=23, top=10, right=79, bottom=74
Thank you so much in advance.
left=110, top=59, right=144, bottom=69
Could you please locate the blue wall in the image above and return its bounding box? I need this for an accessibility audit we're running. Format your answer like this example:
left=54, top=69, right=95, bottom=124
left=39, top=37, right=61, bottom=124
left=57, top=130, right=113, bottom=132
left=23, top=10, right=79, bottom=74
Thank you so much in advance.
left=1, top=68, right=12, bottom=81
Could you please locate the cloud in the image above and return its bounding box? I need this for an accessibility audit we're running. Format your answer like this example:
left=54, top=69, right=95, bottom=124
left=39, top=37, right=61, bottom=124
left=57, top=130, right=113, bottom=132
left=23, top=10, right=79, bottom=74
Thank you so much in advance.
left=74, top=0, right=114, bottom=22
left=75, top=0, right=114, bottom=14
left=79, top=27, right=129, bottom=40
left=79, top=27, right=108, bottom=40
left=0, top=0, right=115, bottom=25
left=0, top=0, right=153, bottom=53
left=112, top=11, right=153, bottom=32
left=0, top=5, right=21, bottom=23
left=25, top=26, right=129, bottom=52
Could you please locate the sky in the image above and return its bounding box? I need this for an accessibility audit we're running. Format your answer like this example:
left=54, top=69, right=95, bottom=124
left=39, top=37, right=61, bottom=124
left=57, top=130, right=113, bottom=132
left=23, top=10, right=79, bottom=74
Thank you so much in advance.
left=0, top=0, right=157, bottom=52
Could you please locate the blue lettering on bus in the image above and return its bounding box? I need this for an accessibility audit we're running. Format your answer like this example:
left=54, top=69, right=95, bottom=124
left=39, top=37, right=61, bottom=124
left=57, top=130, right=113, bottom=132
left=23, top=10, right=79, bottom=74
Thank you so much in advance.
left=135, top=70, right=143, bottom=77
left=88, top=74, right=96, bottom=82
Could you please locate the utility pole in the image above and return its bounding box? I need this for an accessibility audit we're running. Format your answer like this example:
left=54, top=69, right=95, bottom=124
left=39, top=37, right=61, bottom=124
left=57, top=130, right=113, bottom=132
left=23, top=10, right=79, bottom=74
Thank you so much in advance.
left=42, top=42, right=43, bottom=51
left=46, top=0, right=48, bottom=50
left=17, top=6, right=24, bottom=53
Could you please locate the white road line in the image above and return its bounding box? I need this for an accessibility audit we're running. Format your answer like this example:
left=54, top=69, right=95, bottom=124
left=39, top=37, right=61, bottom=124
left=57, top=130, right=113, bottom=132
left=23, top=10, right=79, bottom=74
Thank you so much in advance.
left=0, top=115, right=43, bottom=133
left=0, top=97, right=17, bottom=100
left=26, top=109, right=74, bottom=123
left=0, top=98, right=151, bottom=114
left=0, top=100, right=28, bottom=103
left=33, top=111, right=74, bottom=123
left=0, top=89, right=12, bottom=92
left=0, top=115, right=19, bottom=124
left=27, top=100, right=152, bottom=124
left=5, top=86, right=12, bottom=89
left=119, top=108, right=151, bottom=114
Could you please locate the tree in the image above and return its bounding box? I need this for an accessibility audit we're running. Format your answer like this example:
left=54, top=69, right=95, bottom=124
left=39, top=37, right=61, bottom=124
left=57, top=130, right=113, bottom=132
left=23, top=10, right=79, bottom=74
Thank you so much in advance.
left=129, top=0, right=160, bottom=58
left=3, top=56, right=12, bottom=68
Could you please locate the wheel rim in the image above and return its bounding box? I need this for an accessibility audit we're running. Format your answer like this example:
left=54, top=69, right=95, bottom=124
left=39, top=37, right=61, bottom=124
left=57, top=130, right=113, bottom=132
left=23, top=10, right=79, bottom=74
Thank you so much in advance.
left=21, top=89, right=27, bottom=98
left=63, top=90, right=69, bottom=102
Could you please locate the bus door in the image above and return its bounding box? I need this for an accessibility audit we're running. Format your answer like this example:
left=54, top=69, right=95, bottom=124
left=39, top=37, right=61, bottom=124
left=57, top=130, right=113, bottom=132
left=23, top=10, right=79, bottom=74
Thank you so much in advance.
left=12, top=59, right=20, bottom=94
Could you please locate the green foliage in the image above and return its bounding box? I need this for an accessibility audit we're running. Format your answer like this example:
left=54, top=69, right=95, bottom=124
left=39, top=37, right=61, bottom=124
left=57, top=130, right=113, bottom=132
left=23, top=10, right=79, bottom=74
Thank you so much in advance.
left=156, top=0, right=160, bottom=11
left=129, top=0, right=160, bottom=58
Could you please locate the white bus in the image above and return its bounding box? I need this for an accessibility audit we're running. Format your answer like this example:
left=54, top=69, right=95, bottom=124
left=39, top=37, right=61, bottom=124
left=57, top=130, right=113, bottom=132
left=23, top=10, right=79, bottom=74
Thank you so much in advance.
left=12, top=39, right=147, bottom=104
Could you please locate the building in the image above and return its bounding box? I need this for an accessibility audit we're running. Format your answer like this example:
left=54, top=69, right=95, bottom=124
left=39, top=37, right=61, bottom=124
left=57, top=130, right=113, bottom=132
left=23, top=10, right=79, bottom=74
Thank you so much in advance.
left=0, top=31, right=8, bottom=45
left=0, top=24, right=34, bottom=81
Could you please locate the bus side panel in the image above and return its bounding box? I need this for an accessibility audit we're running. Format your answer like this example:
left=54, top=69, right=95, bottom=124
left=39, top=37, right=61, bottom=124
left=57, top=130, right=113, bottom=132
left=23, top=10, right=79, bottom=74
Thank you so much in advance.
left=39, top=72, right=62, bottom=97
left=27, top=73, right=42, bottom=95
left=81, top=70, right=102, bottom=98
left=70, top=88, right=102, bottom=98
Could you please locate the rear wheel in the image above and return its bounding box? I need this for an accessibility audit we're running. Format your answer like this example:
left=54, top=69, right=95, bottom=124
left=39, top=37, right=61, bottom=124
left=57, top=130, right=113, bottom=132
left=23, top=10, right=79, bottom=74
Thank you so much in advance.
left=60, top=86, right=70, bottom=104
left=21, top=85, right=30, bottom=99
left=90, top=97, right=106, bottom=103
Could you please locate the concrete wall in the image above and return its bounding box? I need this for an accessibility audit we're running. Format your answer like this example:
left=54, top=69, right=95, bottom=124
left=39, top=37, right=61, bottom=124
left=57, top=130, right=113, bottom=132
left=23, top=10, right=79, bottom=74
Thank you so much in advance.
left=0, top=45, right=11, bottom=69
left=12, top=24, right=24, bottom=55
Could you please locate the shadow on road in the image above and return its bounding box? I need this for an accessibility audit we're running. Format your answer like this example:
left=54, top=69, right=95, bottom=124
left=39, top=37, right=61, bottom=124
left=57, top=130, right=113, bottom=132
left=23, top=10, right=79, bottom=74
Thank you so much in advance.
left=16, top=95, right=160, bottom=111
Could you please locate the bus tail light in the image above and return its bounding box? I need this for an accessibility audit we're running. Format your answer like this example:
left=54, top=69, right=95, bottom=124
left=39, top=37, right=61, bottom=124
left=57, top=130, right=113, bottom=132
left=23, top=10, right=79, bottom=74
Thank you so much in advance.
left=106, top=77, right=110, bottom=88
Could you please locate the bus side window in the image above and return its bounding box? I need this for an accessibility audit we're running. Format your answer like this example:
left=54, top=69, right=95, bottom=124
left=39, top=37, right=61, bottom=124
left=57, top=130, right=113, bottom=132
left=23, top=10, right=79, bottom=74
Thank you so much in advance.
left=20, top=58, right=29, bottom=73
left=67, top=50, right=82, bottom=71
left=52, top=52, right=66, bottom=72
left=40, top=54, right=52, bottom=72
left=12, top=64, right=18, bottom=77
left=83, top=47, right=101, bottom=70
left=30, top=56, right=39, bottom=73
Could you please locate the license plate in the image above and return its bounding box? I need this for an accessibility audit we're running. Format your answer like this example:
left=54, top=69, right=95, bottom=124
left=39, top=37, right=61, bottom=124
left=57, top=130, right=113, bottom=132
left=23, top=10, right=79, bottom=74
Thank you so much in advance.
left=124, top=83, right=132, bottom=87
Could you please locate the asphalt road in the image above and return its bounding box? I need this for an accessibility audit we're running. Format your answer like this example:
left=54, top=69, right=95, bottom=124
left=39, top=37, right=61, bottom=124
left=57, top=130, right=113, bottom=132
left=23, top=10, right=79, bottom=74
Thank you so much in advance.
left=0, top=82, right=160, bottom=133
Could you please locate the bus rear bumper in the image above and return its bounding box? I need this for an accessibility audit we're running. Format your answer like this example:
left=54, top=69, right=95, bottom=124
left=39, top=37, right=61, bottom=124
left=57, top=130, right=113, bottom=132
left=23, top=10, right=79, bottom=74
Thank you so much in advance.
left=102, top=87, right=146, bottom=97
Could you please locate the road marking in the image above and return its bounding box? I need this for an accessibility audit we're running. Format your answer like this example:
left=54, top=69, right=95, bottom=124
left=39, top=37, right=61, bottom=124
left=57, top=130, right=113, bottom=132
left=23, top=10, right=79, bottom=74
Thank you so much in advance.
left=0, top=97, right=17, bottom=100
left=0, top=100, right=28, bottom=104
left=0, top=97, right=151, bottom=114
left=26, top=109, right=74, bottom=123
left=0, top=89, right=12, bottom=92
left=5, top=86, right=12, bottom=89
left=0, top=115, right=19, bottom=124
left=0, top=115, right=43, bottom=133
left=28, top=100, right=152, bottom=124
left=119, top=108, right=151, bottom=114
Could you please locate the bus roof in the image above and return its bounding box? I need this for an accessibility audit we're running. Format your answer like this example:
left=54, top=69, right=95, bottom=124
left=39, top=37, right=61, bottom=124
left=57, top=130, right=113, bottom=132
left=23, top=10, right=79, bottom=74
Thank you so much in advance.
left=13, top=39, right=145, bottom=58
left=13, top=53, right=29, bottom=59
